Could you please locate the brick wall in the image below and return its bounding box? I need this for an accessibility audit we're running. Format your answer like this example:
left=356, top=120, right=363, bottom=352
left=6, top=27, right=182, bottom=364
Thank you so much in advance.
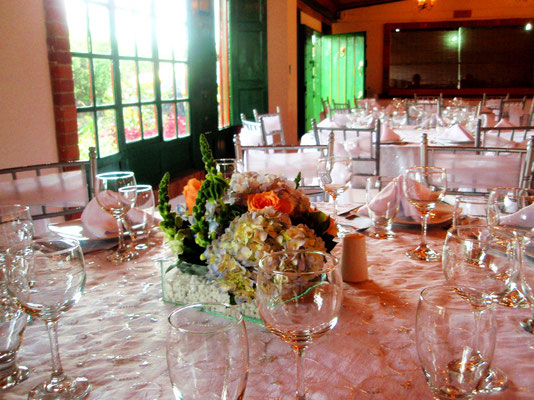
left=43, top=0, right=79, bottom=161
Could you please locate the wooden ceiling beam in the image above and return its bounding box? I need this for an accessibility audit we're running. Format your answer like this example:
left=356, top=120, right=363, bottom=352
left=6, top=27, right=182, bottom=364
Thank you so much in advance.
left=298, top=0, right=404, bottom=21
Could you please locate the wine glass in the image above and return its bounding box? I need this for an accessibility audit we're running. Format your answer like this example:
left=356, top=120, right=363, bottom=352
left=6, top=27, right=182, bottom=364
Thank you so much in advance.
left=123, top=184, right=155, bottom=251
left=0, top=204, right=33, bottom=390
left=257, top=250, right=343, bottom=399
left=166, top=303, right=249, bottom=399
left=5, top=238, right=90, bottom=399
left=403, top=166, right=447, bottom=261
left=453, top=195, right=489, bottom=227
left=488, top=187, right=534, bottom=321
left=215, top=158, right=238, bottom=179
left=416, top=285, right=497, bottom=400
left=365, top=176, right=399, bottom=239
left=95, top=171, right=138, bottom=263
left=317, top=156, right=353, bottom=237
left=442, top=225, right=519, bottom=394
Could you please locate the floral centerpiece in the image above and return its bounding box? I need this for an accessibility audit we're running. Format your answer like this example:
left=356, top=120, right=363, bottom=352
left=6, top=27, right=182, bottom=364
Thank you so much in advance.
left=158, top=134, right=337, bottom=317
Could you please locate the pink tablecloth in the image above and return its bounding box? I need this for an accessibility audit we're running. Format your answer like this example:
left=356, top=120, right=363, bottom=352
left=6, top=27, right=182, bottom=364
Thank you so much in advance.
left=4, top=219, right=534, bottom=399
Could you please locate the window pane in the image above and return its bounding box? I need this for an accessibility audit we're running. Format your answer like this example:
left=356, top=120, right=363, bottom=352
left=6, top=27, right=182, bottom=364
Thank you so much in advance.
left=116, top=9, right=136, bottom=56
left=142, top=105, right=158, bottom=139
left=177, top=101, right=189, bottom=138
left=156, top=23, right=173, bottom=60
left=116, top=0, right=150, bottom=13
left=139, top=61, right=155, bottom=101
left=120, top=60, right=138, bottom=103
left=66, top=0, right=88, bottom=53
left=174, top=24, right=188, bottom=61
left=97, top=109, right=118, bottom=157
left=93, top=59, right=114, bottom=105
left=88, top=3, right=111, bottom=54
left=136, top=14, right=153, bottom=58
left=72, top=57, right=92, bottom=106
left=123, top=106, right=141, bottom=143
left=175, top=63, right=188, bottom=99
left=159, top=62, right=174, bottom=100
left=77, top=112, right=96, bottom=160
left=162, top=103, right=177, bottom=141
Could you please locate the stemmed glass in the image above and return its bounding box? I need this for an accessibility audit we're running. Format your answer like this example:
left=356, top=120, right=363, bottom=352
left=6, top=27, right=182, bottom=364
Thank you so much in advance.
left=416, top=285, right=497, bottom=400
left=365, top=176, right=399, bottom=239
left=166, top=303, right=249, bottom=399
left=442, top=225, right=520, bottom=393
left=95, top=171, right=138, bottom=263
left=0, top=204, right=33, bottom=390
left=317, top=156, right=353, bottom=237
left=5, top=238, right=90, bottom=399
left=257, top=250, right=343, bottom=399
left=123, top=184, right=155, bottom=251
left=488, top=187, right=534, bottom=320
left=403, top=166, right=447, bottom=261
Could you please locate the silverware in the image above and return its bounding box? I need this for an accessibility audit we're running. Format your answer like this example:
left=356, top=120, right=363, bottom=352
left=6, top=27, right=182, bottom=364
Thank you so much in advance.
left=338, top=204, right=364, bottom=217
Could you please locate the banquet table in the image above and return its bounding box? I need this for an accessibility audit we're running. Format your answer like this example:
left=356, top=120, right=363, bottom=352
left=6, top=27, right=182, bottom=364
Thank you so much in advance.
left=4, top=212, right=534, bottom=399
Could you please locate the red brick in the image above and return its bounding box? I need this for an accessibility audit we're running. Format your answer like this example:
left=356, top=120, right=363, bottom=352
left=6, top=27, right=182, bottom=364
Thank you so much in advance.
left=53, top=92, right=76, bottom=105
left=44, top=3, right=66, bottom=23
left=52, top=78, right=75, bottom=93
left=54, top=51, right=72, bottom=64
left=57, top=131, right=79, bottom=146
left=56, top=119, right=79, bottom=134
left=46, top=22, right=69, bottom=39
left=48, top=37, right=71, bottom=53
left=58, top=145, right=80, bottom=162
left=50, top=64, right=73, bottom=80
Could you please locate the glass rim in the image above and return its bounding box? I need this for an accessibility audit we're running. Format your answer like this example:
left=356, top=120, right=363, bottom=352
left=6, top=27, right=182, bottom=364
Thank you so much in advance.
left=404, top=166, right=446, bottom=174
left=168, top=303, right=243, bottom=335
left=419, top=284, right=492, bottom=311
left=0, top=204, right=31, bottom=220
left=446, top=224, right=518, bottom=242
left=454, top=195, right=488, bottom=203
left=214, top=158, right=236, bottom=164
left=318, top=156, right=351, bottom=162
left=6, top=238, right=81, bottom=256
left=258, top=249, right=338, bottom=277
left=96, top=171, right=135, bottom=179
left=489, top=187, right=534, bottom=197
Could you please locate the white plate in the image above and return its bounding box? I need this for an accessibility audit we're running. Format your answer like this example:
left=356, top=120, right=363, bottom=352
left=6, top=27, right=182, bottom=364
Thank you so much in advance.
left=48, top=219, right=118, bottom=252
left=393, top=203, right=454, bottom=227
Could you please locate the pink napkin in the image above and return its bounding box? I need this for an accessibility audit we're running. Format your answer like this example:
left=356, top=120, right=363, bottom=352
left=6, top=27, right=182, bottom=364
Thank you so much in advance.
left=436, top=123, right=474, bottom=142
left=381, top=125, right=402, bottom=142
left=357, top=175, right=421, bottom=220
left=500, top=203, right=534, bottom=230
left=81, top=195, right=145, bottom=239
left=495, top=118, right=517, bottom=128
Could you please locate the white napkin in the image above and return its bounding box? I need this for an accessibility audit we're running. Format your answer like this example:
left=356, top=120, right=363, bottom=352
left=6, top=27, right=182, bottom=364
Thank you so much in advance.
left=357, top=175, right=421, bottom=220
left=381, top=125, right=402, bottom=142
left=343, top=136, right=372, bottom=157
left=500, top=203, right=534, bottom=230
left=81, top=195, right=145, bottom=239
left=494, top=118, right=517, bottom=128
left=437, top=123, right=474, bottom=142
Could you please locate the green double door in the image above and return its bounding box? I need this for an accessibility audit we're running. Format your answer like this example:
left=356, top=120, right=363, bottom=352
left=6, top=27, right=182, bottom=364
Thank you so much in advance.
left=303, top=30, right=366, bottom=132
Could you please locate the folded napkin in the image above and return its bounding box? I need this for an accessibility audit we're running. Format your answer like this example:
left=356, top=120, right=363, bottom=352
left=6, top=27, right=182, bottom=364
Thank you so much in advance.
left=500, top=203, right=534, bottom=230
left=357, top=175, right=422, bottom=220
left=480, top=105, right=494, bottom=114
left=494, top=118, right=517, bottom=129
left=436, top=123, right=474, bottom=142
left=81, top=194, right=145, bottom=239
left=381, top=125, right=402, bottom=142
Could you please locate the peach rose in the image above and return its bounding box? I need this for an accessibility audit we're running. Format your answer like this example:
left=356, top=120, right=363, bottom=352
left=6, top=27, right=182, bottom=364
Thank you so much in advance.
left=247, top=191, right=282, bottom=212
left=183, top=178, right=203, bottom=213
left=325, top=216, right=338, bottom=236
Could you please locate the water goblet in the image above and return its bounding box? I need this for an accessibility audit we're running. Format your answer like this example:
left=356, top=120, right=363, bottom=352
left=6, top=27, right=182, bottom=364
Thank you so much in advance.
left=416, top=285, right=497, bottom=400
left=488, top=187, right=534, bottom=311
left=166, top=303, right=249, bottom=400
left=365, top=176, right=399, bottom=239
left=0, top=204, right=33, bottom=390
left=442, top=225, right=519, bottom=393
left=403, top=166, right=447, bottom=261
left=257, top=250, right=343, bottom=399
left=317, top=156, right=353, bottom=237
left=215, top=158, right=238, bottom=179
left=123, top=184, right=155, bottom=251
left=6, top=238, right=90, bottom=399
left=95, top=171, right=138, bottom=263
left=452, top=195, right=489, bottom=227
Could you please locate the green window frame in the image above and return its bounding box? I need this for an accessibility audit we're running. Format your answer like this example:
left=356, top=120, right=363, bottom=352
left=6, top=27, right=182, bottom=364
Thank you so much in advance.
left=66, top=0, right=190, bottom=161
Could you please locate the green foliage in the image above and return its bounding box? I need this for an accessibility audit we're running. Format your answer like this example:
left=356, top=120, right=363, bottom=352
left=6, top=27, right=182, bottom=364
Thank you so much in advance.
left=294, top=172, right=302, bottom=189
left=292, top=210, right=337, bottom=252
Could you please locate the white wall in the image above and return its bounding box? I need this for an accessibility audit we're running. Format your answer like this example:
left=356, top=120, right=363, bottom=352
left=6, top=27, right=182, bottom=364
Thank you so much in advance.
left=0, top=0, right=57, bottom=169
left=334, top=0, right=534, bottom=96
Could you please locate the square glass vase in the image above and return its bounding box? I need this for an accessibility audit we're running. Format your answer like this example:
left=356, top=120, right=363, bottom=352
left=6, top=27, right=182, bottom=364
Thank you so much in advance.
left=158, top=257, right=261, bottom=322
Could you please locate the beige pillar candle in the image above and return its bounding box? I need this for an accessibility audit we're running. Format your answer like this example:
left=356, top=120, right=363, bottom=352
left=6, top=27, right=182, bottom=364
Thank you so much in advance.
left=341, top=232, right=368, bottom=283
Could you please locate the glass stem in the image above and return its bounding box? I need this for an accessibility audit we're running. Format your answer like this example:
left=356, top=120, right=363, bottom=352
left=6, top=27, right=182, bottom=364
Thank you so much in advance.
left=332, top=195, right=338, bottom=221
left=420, top=211, right=429, bottom=247
left=115, top=216, right=126, bottom=251
left=45, top=319, right=66, bottom=383
left=294, top=346, right=306, bottom=400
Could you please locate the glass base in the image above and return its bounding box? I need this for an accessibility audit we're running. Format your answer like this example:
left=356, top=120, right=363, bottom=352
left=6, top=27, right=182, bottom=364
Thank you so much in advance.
left=29, top=375, right=90, bottom=400
left=366, top=228, right=395, bottom=239
left=405, top=244, right=440, bottom=262
left=476, top=367, right=508, bottom=394
left=106, top=248, right=138, bottom=263
left=0, top=364, right=29, bottom=390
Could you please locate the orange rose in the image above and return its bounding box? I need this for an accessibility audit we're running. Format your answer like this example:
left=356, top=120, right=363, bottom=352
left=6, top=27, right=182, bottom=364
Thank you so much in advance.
left=183, top=178, right=203, bottom=213
left=247, top=191, right=282, bottom=212
left=325, top=216, right=338, bottom=236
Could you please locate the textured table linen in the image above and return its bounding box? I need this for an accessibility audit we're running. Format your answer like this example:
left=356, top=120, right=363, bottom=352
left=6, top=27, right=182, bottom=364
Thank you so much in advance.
left=4, top=223, right=534, bottom=399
